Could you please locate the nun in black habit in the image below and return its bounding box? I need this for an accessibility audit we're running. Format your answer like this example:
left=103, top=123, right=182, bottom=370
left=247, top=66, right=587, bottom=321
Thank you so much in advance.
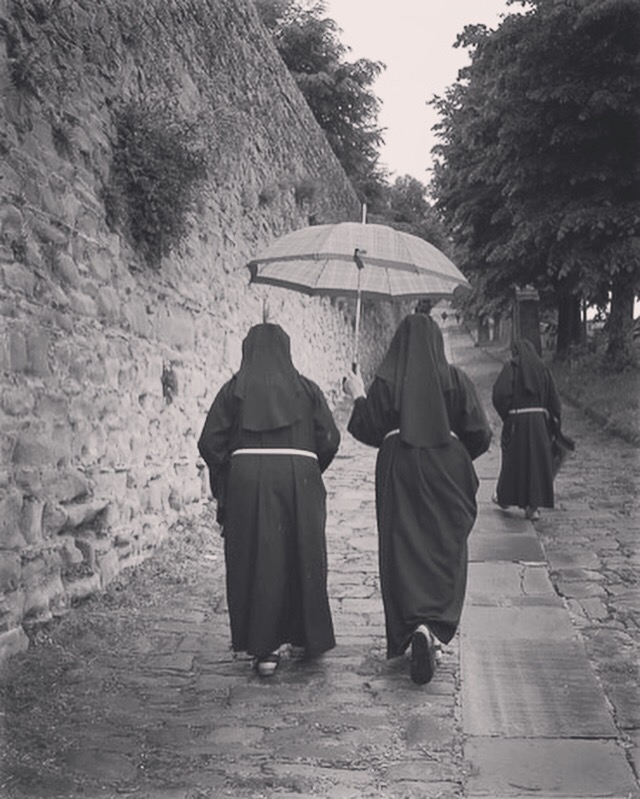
left=492, top=338, right=563, bottom=520
left=344, top=314, right=491, bottom=684
left=198, top=323, right=340, bottom=677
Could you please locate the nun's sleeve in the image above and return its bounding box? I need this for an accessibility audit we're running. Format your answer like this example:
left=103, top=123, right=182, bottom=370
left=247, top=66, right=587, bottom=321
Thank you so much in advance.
left=310, top=383, right=341, bottom=473
left=347, top=377, right=394, bottom=448
left=450, top=368, right=493, bottom=460
left=198, top=380, right=236, bottom=511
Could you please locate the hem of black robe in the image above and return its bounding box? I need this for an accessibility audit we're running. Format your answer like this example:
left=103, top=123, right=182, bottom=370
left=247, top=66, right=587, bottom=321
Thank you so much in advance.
left=232, top=636, right=336, bottom=659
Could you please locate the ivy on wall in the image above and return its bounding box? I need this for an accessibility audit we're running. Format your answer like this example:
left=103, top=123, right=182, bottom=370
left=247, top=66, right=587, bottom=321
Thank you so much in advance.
left=103, top=100, right=210, bottom=269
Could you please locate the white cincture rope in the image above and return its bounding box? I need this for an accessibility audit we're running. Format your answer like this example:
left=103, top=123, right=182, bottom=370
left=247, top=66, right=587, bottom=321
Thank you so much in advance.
left=232, top=448, right=317, bottom=460
left=383, top=429, right=459, bottom=441
left=508, top=407, right=548, bottom=416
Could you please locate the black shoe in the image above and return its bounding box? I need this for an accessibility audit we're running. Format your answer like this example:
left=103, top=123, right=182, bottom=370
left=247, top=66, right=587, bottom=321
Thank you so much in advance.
left=410, top=625, right=437, bottom=685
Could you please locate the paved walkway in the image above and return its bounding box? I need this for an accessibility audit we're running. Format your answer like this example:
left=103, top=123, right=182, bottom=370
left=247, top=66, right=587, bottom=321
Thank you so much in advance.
left=1, top=325, right=638, bottom=799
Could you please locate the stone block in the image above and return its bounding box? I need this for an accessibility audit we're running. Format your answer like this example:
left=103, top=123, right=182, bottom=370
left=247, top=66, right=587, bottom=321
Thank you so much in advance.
left=97, top=548, right=120, bottom=587
left=31, top=216, right=69, bottom=246
left=59, top=536, right=84, bottom=567
left=138, top=355, right=164, bottom=395
left=123, top=299, right=151, bottom=336
left=0, top=588, right=26, bottom=631
left=96, top=286, right=120, bottom=321
left=26, top=329, right=51, bottom=377
left=14, top=467, right=42, bottom=495
left=34, top=393, right=68, bottom=420
left=0, top=489, right=27, bottom=549
left=147, top=478, right=164, bottom=511
left=42, top=502, right=68, bottom=536
left=12, top=426, right=62, bottom=468
left=83, top=248, right=113, bottom=282
left=1, top=385, right=35, bottom=416
left=9, top=330, right=28, bottom=372
left=64, top=499, right=108, bottom=530
left=0, top=552, right=20, bottom=593
left=0, top=204, right=24, bottom=239
left=91, top=468, right=127, bottom=498
left=73, top=535, right=111, bottom=571
left=0, top=626, right=29, bottom=664
left=155, top=305, right=196, bottom=350
left=0, top=336, right=9, bottom=372
left=21, top=550, right=62, bottom=585
left=2, top=263, right=36, bottom=296
left=64, top=573, right=101, bottom=604
left=54, top=253, right=80, bottom=287
left=117, top=362, right=139, bottom=391
left=22, top=560, right=65, bottom=621
left=68, top=290, right=98, bottom=317
left=19, top=497, right=44, bottom=544
left=103, top=357, right=121, bottom=389
left=42, top=467, right=90, bottom=504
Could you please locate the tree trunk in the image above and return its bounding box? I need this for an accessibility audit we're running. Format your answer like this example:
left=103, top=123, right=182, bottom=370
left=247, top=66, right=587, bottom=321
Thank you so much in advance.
left=606, top=274, right=636, bottom=370
left=556, top=292, right=582, bottom=355
left=570, top=294, right=582, bottom=346
left=477, top=316, right=490, bottom=344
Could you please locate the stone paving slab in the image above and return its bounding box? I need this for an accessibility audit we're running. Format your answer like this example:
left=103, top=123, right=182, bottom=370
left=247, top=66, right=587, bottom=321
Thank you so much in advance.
left=473, top=507, right=532, bottom=536
left=468, top=532, right=546, bottom=563
left=465, top=738, right=638, bottom=797
left=466, top=564, right=560, bottom=603
left=462, top=603, right=577, bottom=639
left=461, top=638, right=618, bottom=737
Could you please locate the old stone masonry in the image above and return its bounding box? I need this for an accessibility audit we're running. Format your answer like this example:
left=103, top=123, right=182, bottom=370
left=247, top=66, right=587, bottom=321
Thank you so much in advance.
left=0, top=323, right=637, bottom=799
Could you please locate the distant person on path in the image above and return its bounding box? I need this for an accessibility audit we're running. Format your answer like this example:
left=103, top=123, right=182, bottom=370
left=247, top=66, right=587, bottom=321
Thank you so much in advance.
left=198, top=323, right=340, bottom=677
left=491, top=338, right=562, bottom=521
left=414, top=298, right=433, bottom=316
left=343, top=315, right=492, bottom=685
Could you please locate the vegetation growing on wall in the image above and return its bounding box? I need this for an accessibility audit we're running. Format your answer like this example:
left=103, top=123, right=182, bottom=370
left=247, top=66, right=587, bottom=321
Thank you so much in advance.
left=104, top=101, right=210, bottom=268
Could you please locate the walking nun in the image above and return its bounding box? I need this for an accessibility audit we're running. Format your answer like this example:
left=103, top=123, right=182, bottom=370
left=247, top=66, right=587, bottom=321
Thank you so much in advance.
left=198, top=323, right=340, bottom=677
left=343, top=314, right=492, bottom=684
left=492, top=338, right=563, bottom=521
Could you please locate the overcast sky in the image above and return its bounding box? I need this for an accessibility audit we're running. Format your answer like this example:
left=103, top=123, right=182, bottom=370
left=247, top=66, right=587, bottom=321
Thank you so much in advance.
left=323, top=0, right=518, bottom=185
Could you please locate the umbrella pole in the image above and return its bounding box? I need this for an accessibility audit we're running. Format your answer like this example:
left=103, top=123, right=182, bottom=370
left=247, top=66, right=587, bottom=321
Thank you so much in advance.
left=353, top=287, right=361, bottom=371
left=353, top=248, right=365, bottom=371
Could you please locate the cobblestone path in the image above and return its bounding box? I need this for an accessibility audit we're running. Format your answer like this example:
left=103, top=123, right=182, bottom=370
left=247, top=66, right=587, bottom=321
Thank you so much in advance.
left=0, top=324, right=637, bottom=799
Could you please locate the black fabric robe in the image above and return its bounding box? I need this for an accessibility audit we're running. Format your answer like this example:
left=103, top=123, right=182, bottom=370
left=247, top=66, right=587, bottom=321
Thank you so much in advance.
left=198, top=325, right=340, bottom=659
left=492, top=339, right=562, bottom=510
left=493, top=339, right=561, bottom=508
left=347, top=317, right=491, bottom=655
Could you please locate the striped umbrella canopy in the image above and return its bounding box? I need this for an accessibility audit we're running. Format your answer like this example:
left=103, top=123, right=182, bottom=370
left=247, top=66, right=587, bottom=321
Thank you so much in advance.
left=247, top=222, right=470, bottom=365
left=247, top=222, right=469, bottom=300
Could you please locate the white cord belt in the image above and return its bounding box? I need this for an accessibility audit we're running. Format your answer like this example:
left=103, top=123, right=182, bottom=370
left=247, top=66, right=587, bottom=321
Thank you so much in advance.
left=508, top=407, right=548, bottom=416
left=232, top=447, right=317, bottom=460
left=383, top=429, right=459, bottom=441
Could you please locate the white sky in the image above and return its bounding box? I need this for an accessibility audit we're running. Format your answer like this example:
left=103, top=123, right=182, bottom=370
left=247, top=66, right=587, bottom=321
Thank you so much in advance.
left=323, top=0, right=517, bottom=185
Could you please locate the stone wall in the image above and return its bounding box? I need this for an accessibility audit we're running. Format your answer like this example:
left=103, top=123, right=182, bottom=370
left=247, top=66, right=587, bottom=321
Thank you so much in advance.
left=0, top=0, right=401, bottom=661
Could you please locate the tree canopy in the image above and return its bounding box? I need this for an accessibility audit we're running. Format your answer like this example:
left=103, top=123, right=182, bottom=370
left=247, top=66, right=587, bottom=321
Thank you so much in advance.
left=369, top=175, right=452, bottom=256
left=255, top=0, right=387, bottom=204
left=431, top=0, right=640, bottom=365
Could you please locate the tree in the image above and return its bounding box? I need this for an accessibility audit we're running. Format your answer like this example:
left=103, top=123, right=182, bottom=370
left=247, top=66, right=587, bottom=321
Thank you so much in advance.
left=255, top=0, right=387, bottom=205
left=431, top=0, right=640, bottom=367
left=371, top=175, right=452, bottom=254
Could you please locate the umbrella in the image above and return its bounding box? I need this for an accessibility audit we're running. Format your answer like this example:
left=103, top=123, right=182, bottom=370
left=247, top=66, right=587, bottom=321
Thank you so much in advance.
left=247, top=221, right=469, bottom=364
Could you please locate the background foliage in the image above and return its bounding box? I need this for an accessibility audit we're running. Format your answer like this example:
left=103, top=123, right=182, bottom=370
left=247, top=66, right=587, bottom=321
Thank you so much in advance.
left=430, top=0, right=640, bottom=367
